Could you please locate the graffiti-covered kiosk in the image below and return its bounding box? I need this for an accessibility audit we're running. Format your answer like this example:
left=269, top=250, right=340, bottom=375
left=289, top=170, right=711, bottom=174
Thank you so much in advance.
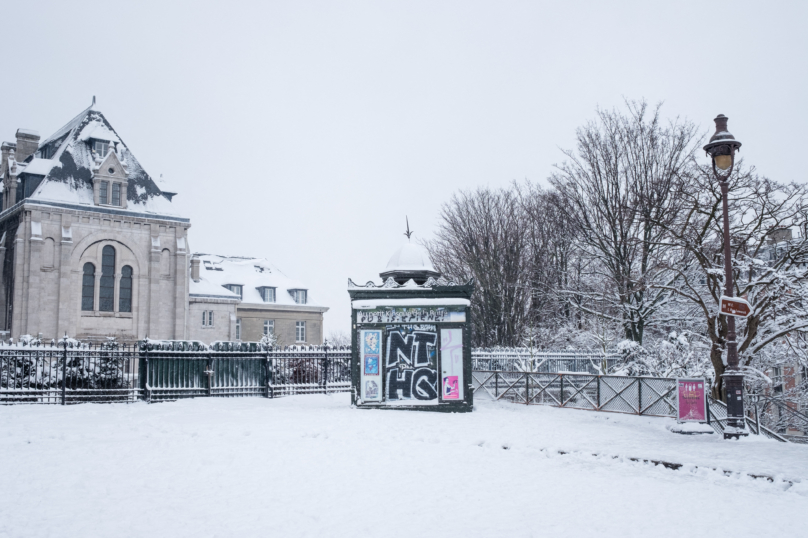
left=348, top=243, right=473, bottom=412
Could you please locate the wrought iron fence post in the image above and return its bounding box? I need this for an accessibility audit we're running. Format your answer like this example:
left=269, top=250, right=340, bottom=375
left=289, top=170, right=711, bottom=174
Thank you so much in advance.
left=322, top=342, right=329, bottom=394
left=61, top=337, right=67, bottom=405
left=637, top=378, right=643, bottom=416
left=495, top=372, right=499, bottom=398
left=265, top=347, right=271, bottom=398
left=143, top=342, right=151, bottom=403
left=596, top=376, right=601, bottom=410
left=525, top=372, right=529, bottom=405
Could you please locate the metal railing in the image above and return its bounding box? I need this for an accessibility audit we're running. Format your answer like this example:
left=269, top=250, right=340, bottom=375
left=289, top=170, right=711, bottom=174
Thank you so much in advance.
left=1, top=340, right=352, bottom=405
left=0, top=341, right=140, bottom=404
left=471, top=370, right=789, bottom=441
left=471, top=349, right=620, bottom=374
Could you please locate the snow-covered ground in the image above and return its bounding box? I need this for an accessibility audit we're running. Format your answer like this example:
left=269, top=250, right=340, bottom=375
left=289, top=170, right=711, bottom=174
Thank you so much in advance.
left=1, top=395, right=805, bottom=538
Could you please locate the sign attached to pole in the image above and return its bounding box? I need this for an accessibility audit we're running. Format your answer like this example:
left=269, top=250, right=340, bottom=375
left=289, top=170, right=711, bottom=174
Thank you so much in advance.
left=720, top=296, right=751, bottom=318
left=676, top=378, right=707, bottom=423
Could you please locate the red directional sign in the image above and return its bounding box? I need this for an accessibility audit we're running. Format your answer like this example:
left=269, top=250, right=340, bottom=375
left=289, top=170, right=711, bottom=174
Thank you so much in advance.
left=720, top=296, right=751, bottom=318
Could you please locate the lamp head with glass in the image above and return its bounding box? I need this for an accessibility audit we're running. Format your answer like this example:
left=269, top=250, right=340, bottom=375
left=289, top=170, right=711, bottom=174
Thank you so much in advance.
left=703, top=114, right=742, bottom=177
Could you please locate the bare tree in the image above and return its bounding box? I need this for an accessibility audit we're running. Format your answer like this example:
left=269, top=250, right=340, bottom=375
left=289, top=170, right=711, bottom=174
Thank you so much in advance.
left=425, top=187, right=531, bottom=346
left=653, top=161, right=808, bottom=399
left=549, top=100, right=699, bottom=344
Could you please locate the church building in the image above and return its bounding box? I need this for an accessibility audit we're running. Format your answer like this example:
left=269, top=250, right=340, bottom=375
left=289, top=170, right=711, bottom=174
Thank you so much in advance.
left=0, top=102, right=190, bottom=341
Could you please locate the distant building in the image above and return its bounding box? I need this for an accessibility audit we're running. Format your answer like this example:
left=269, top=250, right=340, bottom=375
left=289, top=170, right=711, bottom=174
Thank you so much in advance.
left=188, top=254, right=328, bottom=345
left=0, top=103, right=189, bottom=341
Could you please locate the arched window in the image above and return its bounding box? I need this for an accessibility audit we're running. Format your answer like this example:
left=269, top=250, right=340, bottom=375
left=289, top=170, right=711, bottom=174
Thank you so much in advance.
left=81, top=263, right=95, bottom=311
left=119, top=265, right=133, bottom=313
left=42, top=238, right=55, bottom=269
left=160, top=249, right=171, bottom=277
left=99, top=245, right=115, bottom=312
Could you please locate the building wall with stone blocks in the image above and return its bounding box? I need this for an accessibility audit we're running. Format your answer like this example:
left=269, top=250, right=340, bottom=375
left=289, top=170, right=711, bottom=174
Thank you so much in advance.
left=187, top=296, right=238, bottom=343
left=0, top=202, right=190, bottom=342
left=236, top=305, right=326, bottom=346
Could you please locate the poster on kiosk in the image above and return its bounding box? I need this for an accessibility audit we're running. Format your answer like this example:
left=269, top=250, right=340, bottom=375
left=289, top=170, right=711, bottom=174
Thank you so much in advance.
left=348, top=239, right=474, bottom=412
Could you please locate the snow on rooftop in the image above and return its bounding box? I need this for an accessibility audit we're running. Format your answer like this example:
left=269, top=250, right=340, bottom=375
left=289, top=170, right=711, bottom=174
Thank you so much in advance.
left=191, top=254, right=321, bottom=307
left=20, top=106, right=183, bottom=218
left=189, top=274, right=240, bottom=298
left=77, top=120, right=120, bottom=144
left=20, top=157, right=59, bottom=176
left=384, top=242, right=436, bottom=272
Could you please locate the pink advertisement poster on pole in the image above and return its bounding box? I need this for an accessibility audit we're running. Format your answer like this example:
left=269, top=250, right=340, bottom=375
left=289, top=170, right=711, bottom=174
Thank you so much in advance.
left=676, top=378, right=707, bottom=423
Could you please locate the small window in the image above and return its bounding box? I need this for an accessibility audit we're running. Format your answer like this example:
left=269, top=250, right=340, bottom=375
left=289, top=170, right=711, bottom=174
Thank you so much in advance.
left=290, top=289, right=307, bottom=305
left=119, top=265, right=132, bottom=312
left=263, top=320, right=274, bottom=336
left=202, top=311, right=207, bottom=326
left=225, top=284, right=243, bottom=299
left=261, top=287, right=276, bottom=303
left=236, top=318, right=242, bottom=340
left=93, top=140, right=109, bottom=158
left=99, top=181, right=109, bottom=205
left=81, top=263, right=95, bottom=311
left=111, top=183, right=121, bottom=206
left=99, top=245, right=115, bottom=312
left=295, top=321, right=306, bottom=343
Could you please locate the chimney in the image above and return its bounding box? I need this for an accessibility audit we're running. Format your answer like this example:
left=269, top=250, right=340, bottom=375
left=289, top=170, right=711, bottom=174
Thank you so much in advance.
left=15, top=129, right=40, bottom=162
left=190, top=256, right=201, bottom=282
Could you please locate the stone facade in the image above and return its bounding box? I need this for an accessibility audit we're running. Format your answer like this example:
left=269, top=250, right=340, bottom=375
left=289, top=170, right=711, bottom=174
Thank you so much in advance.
left=0, top=104, right=330, bottom=344
left=0, top=104, right=190, bottom=342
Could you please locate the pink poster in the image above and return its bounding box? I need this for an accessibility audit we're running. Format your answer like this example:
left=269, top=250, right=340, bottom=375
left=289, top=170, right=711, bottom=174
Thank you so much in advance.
left=443, top=376, right=459, bottom=399
left=676, top=378, right=707, bottom=422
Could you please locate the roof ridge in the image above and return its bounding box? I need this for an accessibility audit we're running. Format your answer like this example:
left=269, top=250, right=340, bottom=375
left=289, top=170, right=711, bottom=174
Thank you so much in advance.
left=39, top=105, right=93, bottom=147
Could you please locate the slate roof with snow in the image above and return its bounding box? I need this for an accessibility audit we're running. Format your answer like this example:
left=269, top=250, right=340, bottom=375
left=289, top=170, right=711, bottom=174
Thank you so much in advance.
left=8, top=104, right=183, bottom=220
left=190, top=254, right=327, bottom=310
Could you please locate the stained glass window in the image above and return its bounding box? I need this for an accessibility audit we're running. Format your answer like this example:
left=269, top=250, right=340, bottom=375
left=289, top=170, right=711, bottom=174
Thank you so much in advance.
left=119, top=265, right=132, bottom=312
left=99, top=245, right=115, bottom=312
left=81, top=263, right=95, bottom=311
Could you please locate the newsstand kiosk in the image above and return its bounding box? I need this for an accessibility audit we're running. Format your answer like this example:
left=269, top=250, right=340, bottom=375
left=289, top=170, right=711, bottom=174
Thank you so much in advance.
left=348, top=242, right=473, bottom=412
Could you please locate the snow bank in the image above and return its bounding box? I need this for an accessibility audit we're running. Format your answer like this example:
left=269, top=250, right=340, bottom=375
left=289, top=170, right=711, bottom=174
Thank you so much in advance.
left=0, top=396, right=804, bottom=537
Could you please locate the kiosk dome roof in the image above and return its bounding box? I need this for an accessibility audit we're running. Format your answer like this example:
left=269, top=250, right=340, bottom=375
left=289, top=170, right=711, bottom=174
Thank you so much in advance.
left=385, top=243, right=436, bottom=273
left=380, top=243, right=440, bottom=285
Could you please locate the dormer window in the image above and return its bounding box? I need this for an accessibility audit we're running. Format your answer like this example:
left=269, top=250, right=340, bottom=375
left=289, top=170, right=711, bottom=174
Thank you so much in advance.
left=257, top=287, right=276, bottom=303
left=290, top=289, right=307, bottom=305
left=224, top=284, right=243, bottom=299
left=93, top=140, right=109, bottom=157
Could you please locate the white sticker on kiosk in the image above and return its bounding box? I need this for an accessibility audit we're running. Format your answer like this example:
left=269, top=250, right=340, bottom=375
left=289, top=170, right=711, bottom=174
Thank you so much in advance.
left=360, top=330, right=382, bottom=401
left=440, top=328, right=463, bottom=400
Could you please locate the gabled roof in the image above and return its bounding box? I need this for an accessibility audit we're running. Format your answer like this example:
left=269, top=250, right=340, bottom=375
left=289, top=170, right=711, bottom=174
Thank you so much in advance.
left=15, top=105, right=180, bottom=217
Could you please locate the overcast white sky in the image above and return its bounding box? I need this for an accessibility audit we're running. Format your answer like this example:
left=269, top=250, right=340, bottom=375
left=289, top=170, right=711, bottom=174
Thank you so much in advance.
left=2, top=1, right=806, bottom=335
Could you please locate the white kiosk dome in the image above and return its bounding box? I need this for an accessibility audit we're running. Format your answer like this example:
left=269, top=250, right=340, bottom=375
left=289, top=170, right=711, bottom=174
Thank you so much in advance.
left=379, top=243, right=441, bottom=285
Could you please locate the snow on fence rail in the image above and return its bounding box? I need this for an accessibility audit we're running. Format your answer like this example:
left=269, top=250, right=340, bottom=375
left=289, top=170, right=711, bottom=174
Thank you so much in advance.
left=471, top=348, right=621, bottom=374
left=0, top=340, right=352, bottom=405
left=471, top=370, right=789, bottom=442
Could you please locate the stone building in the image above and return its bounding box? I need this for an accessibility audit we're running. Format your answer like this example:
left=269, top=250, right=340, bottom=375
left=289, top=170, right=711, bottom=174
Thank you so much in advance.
left=188, top=254, right=328, bottom=345
left=0, top=103, right=190, bottom=341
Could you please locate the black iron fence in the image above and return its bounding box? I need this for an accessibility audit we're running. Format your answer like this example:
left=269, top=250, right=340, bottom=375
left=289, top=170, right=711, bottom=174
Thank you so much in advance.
left=0, top=340, right=351, bottom=405
left=0, top=341, right=140, bottom=404
left=471, top=370, right=788, bottom=441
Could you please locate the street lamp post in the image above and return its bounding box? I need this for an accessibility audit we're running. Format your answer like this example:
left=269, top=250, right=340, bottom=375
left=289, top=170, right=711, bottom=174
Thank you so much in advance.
left=703, top=114, right=747, bottom=439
